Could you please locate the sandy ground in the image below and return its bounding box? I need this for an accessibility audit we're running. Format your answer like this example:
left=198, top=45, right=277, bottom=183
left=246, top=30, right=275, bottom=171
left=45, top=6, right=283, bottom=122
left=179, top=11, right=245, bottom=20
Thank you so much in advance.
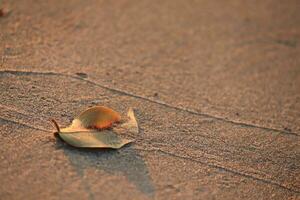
left=0, top=0, right=299, bottom=199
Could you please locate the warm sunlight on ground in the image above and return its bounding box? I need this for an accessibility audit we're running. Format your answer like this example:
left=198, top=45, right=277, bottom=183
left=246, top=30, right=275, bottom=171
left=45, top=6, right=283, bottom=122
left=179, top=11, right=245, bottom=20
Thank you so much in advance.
left=0, top=1, right=299, bottom=200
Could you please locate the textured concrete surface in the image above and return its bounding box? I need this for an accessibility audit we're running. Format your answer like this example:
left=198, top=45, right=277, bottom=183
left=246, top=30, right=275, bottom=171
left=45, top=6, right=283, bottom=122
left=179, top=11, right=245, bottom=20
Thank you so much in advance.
left=0, top=0, right=299, bottom=199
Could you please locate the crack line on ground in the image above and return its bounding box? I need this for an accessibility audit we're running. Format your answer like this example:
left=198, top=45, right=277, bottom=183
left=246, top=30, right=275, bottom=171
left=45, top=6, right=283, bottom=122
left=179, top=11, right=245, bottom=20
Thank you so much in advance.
left=135, top=147, right=300, bottom=194
left=1, top=111, right=298, bottom=193
left=0, top=117, right=51, bottom=132
left=0, top=70, right=298, bottom=137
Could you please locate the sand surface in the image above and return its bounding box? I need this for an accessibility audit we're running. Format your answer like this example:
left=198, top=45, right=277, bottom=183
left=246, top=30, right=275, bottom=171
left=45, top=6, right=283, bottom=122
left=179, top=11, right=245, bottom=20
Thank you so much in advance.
left=0, top=0, right=299, bottom=199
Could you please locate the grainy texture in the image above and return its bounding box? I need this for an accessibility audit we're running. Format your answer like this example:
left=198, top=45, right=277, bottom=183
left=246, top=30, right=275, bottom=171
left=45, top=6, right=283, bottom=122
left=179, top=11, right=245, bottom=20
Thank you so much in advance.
left=0, top=0, right=299, bottom=200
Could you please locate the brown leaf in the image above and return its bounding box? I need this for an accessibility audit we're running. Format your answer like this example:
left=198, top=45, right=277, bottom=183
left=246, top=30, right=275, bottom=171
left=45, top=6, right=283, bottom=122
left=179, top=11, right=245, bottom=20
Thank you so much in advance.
left=51, top=106, right=137, bottom=149
left=71, top=106, right=121, bottom=130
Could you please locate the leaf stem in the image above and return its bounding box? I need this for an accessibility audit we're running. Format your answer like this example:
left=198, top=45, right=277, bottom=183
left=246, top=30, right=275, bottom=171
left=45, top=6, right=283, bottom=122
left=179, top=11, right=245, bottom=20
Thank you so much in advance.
left=50, top=119, right=60, bottom=132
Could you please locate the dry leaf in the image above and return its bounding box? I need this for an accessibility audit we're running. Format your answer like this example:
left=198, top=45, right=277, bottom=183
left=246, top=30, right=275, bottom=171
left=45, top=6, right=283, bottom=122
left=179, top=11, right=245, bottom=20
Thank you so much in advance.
left=72, top=106, right=121, bottom=130
left=51, top=106, right=138, bottom=149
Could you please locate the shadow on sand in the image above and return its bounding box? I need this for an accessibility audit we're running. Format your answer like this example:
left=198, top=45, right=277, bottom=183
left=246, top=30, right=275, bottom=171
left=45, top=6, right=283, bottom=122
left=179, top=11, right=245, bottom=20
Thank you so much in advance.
left=55, top=140, right=155, bottom=199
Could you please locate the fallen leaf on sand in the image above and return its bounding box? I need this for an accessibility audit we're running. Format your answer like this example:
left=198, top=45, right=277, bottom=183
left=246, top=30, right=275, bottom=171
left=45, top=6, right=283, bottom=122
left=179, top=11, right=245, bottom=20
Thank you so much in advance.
left=51, top=106, right=138, bottom=149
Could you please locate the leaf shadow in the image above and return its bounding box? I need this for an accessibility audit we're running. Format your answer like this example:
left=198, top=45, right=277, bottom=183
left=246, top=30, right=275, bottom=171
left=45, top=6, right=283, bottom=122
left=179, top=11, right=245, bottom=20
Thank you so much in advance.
left=56, top=140, right=155, bottom=199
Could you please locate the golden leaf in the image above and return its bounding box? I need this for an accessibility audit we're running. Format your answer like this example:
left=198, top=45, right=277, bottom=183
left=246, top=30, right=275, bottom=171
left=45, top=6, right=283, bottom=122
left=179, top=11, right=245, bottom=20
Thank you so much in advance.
left=51, top=106, right=138, bottom=149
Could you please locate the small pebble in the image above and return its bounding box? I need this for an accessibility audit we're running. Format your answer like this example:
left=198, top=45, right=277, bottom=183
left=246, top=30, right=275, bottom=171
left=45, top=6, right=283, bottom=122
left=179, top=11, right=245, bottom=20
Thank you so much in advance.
left=75, top=72, right=88, bottom=78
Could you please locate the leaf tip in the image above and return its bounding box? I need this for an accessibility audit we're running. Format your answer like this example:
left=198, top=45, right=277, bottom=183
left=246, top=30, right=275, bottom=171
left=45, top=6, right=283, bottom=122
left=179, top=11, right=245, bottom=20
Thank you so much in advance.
left=127, top=108, right=135, bottom=118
